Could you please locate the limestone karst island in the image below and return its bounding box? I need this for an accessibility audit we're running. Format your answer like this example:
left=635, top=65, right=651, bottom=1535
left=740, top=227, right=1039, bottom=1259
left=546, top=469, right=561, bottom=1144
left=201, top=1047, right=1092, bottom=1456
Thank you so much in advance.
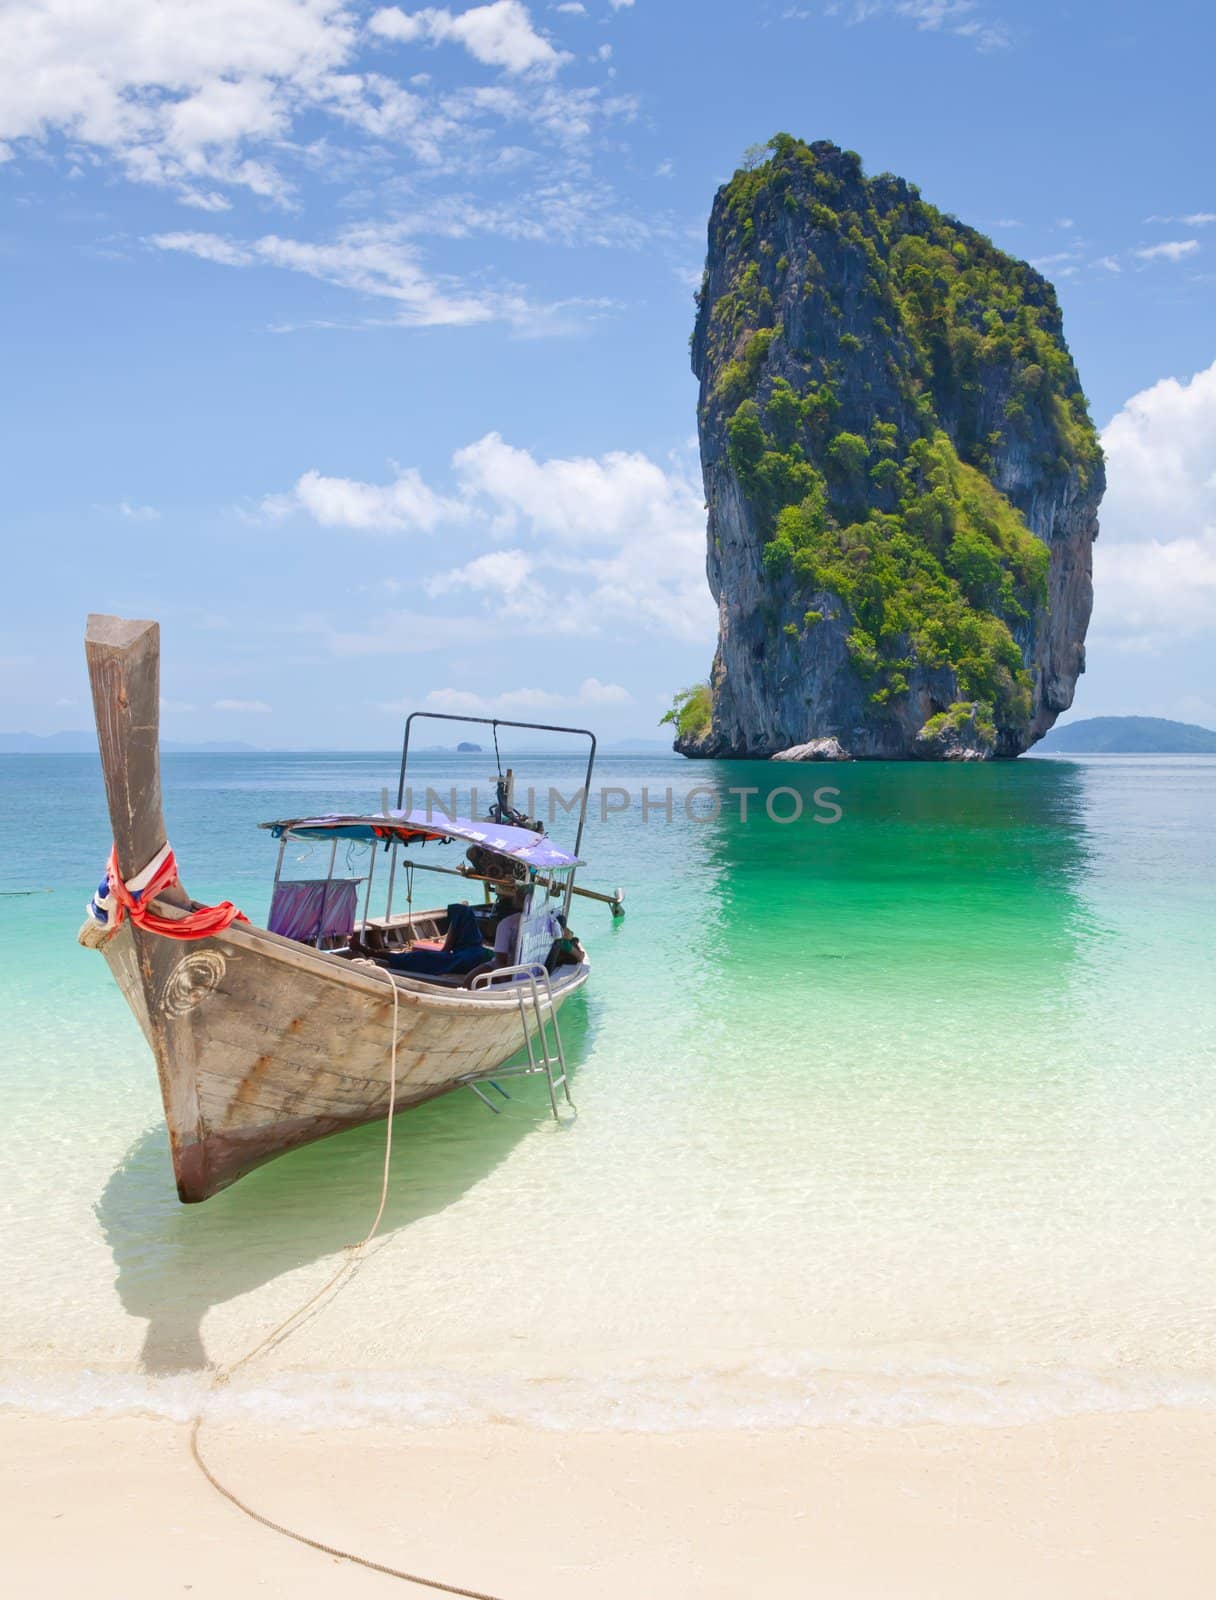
left=669, top=136, right=1105, bottom=761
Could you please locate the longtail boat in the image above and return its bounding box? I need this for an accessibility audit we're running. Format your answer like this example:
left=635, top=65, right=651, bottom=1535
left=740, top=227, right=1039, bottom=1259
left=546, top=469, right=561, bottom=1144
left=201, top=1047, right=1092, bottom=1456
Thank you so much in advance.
left=79, top=614, right=614, bottom=1203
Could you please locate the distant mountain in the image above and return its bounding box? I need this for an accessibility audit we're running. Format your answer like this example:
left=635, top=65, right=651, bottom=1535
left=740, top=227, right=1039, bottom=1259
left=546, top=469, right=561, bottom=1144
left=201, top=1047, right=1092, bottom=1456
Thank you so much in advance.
left=1037, top=717, right=1216, bottom=754
left=0, top=731, right=260, bottom=754
left=166, top=740, right=261, bottom=753
left=0, top=731, right=98, bottom=753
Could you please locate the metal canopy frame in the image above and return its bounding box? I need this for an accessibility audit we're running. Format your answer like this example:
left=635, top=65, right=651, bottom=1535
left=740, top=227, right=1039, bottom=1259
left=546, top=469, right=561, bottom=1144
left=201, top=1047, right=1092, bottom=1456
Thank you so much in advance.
left=397, top=711, right=598, bottom=913
left=267, top=713, right=600, bottom=940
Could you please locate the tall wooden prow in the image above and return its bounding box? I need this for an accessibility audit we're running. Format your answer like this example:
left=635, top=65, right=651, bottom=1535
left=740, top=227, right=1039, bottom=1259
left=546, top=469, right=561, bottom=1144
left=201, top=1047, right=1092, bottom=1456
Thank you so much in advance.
left=83, top=613, right=189, bottom=917
left=80, top=615, right=217, bottom=1199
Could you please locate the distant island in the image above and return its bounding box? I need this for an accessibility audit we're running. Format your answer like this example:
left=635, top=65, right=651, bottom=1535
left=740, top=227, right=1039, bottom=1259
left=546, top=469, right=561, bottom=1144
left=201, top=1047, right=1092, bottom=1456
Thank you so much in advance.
left=1036, top=716, right=1216, bottom=754
left=1, top=733, right=701, bottom=757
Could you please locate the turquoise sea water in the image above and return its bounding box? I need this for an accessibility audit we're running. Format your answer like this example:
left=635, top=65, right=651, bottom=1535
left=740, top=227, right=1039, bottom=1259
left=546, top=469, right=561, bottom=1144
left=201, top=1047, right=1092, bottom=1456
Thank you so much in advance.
left=1, top=749, right=1214, bottom=1428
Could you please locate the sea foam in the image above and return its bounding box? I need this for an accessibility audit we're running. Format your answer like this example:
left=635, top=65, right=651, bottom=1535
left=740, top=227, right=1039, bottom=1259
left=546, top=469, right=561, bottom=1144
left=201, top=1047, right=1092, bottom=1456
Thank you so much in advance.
left=5, top=1359, right=1216, bottom=1433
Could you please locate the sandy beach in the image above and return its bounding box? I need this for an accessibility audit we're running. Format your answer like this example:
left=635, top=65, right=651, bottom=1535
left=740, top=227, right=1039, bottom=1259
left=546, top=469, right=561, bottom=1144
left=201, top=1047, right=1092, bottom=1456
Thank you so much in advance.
left=6, top=1408, right=1214, bottom=1598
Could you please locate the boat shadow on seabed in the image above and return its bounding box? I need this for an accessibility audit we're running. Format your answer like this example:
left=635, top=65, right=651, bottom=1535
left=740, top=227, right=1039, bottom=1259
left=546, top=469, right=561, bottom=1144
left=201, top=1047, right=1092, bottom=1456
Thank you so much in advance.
left=94, top=992, right=594, bottom=1376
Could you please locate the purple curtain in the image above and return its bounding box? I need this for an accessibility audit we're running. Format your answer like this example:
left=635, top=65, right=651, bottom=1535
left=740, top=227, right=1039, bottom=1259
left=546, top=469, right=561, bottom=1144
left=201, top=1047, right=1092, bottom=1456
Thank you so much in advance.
left=269, top=878, right=361, bottom=945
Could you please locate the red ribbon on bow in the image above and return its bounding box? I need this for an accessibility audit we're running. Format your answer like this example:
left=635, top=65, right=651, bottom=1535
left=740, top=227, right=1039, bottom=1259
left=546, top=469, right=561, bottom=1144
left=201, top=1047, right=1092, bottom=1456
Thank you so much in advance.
left=104, top=844, right=247, bottom=941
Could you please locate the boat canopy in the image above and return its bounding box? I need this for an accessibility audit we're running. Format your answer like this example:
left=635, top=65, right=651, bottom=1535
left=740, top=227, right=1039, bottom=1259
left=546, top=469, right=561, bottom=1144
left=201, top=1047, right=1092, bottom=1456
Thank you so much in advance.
left=260, top=808, right=582, bottom=870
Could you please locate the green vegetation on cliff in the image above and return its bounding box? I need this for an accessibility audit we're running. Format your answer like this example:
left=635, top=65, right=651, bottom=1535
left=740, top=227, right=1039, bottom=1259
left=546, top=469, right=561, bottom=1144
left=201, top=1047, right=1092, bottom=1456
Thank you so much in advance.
left=755, top=429, right=1046, bottom=719
left=660, top=684, right=713, bottom=743
left=920, top=700, right=997, bottom=750
left=694, top=134, right=1102, bottom=741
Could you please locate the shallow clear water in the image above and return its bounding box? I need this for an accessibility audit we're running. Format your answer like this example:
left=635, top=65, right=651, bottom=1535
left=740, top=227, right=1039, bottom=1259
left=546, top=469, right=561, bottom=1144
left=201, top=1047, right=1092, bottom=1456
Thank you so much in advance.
left=1, top=749, right=1214, bottom=1428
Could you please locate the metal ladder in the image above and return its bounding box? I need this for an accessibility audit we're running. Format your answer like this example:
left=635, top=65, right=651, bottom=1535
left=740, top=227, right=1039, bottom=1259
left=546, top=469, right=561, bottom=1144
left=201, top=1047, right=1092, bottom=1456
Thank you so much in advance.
left=464, top=963, right=574, bottom=1119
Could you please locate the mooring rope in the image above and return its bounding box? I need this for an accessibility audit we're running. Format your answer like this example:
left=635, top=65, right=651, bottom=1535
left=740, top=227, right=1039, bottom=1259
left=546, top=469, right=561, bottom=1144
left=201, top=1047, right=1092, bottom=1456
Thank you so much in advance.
left=188, top=974, right=507, bottom=1599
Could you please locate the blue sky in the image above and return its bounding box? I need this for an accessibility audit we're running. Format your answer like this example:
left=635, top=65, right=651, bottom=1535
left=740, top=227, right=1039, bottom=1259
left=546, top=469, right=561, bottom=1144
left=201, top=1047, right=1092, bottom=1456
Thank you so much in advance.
left=2, top=0, right=1213, bottom=746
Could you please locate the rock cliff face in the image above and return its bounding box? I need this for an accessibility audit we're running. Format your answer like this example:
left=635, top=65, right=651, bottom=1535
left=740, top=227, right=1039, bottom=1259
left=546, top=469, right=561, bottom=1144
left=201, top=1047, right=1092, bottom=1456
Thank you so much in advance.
left=677, top=137, right=1103, bottom=759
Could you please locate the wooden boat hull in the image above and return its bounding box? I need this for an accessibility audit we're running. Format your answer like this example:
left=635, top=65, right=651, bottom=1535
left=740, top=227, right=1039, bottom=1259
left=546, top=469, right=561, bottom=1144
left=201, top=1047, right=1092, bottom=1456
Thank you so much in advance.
left=80, top=612, right=588, bottom=1203
left=103, top=914, right=587, bottom=1202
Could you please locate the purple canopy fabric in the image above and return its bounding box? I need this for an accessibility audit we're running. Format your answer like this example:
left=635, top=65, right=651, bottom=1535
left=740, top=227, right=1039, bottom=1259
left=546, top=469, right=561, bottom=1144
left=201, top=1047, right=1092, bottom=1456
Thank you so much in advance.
left=263, top=808, right=581, bottom=869
left=268, top=878, right=362, bottom=944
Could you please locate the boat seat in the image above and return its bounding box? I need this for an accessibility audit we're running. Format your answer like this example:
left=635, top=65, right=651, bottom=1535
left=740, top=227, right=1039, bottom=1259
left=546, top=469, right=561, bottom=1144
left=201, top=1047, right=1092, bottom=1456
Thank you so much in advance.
left=364, top=957, right=491, bottom=990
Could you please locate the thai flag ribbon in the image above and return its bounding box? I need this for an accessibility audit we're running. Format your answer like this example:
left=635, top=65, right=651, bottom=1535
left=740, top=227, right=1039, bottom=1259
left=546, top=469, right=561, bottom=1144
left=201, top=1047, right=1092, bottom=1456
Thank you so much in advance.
left=86, top=842, right=247, bottom=941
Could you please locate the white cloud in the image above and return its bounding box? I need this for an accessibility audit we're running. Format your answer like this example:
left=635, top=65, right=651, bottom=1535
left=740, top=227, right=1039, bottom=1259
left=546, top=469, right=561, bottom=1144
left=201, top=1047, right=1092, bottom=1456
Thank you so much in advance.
left=375, top=180, right=656, bottom=250
left=1, top=0, right=616, bottom=207
left=426, top=548, right=532, bottom=594
left=820, top=0, right=1009, bottom=51
left=1100, top=361, right=1216, bottom=546
left=423, top=677, right=631, bottom=715
left=896, top=0, right=1008, bottom=46
left=1092, top=255, right=1121, bottom=273
left=214, top=698, right=272, bottom=712
left=150, top=222, right=591, bottom=331
left=177, top=188, right=232, bottom=213
left=445, top=433, right=715, bottom=634
left=452, top=432, right=693, bottom=542
left=1095, top=539, right=1216, bottom=641
left=554, top=2, right=586, bottom=12
left=1093, top=359, right=1216, bottom=644
left=451, top=434, right=715, bottom=640
left=0, top=0, right=357, bottom=201
left=609, top=0, right=635, bottom=9
left=578, top=677, right=632, bottom=703
left=439, top=78, right=635, bottom=144
left=422, top=546, right=558, bottom=629
left=1145, top=213, right=1216, bottom=226
left=329, top=610, right=486, bottom=655
left=263, top=465, right=462, bottom=531
left=117, top=499, right=160, bottom=520
left=151, top=232, right=251, bottom=268
left=369, top=3, right=568, bottom=75
left=267, top=431, right=715, bottom=643
left=1134, top=240, right=1199, bottom=263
